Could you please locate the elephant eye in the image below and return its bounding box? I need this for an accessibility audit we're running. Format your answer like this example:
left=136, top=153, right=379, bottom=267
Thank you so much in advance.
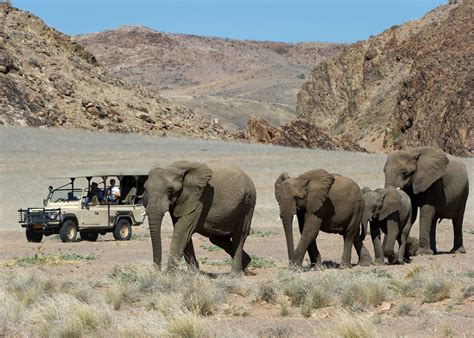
left=167, top=187, right=174, bottom=195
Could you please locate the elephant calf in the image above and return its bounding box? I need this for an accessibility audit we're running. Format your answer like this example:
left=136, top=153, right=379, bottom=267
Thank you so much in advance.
left=361, top=187, right=416, bottom=264
left=275, top=169, right=372, bottom=268
left=145, top=161, right=256, bottom=275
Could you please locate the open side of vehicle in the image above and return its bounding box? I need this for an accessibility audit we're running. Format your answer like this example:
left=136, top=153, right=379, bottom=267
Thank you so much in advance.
left=19, top=170, right=148, bottom=243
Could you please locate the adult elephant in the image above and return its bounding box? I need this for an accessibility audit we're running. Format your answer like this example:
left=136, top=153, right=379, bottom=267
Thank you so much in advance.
left=144, top=161, right=256, bottom=275
left=275, top=169, right=372, bottom=268
left=361, top=187, right=414, bottom=264
left=384, top=147, right=469, bottom=255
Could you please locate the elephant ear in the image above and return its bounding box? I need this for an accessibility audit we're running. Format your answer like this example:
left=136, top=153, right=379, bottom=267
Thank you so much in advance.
left=411, top=147, right=448, bottom=194
left=379, top=188, right=402, bottom=220
left=299, top=169, right=335, bottom=214
left=275, top=172, right=290, bottom=202
left=171, top=161, right=213, bottom=217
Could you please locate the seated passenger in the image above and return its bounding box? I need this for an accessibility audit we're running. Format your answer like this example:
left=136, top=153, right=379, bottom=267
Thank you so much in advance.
left=86, top=182, right=101, bottom=206
left=107, top=179, right=121, bottom=204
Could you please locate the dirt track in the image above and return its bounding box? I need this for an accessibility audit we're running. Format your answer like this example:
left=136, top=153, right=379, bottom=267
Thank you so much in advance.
left=1, top=126, right=473, bottom=336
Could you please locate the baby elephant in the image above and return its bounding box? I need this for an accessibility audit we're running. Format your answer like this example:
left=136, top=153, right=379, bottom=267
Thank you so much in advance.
left=361, top=187, right=415, bottom=264
left=275, top=169, right=372, bottom=268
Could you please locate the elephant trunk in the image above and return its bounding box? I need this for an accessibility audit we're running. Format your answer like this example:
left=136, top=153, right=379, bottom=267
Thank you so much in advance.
left=282, top=214, right=295, bottom=264
left=148, top=212, right=165, bottom=268
left=361, top=210, right=371, bottom=241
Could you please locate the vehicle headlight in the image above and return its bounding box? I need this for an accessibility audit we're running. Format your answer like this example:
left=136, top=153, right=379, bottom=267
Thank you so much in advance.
left=48, top=212, right=59, bottom=220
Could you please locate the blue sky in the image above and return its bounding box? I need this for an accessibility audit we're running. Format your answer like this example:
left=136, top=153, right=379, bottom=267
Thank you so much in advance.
left=14, top=0, right=445, bottom=42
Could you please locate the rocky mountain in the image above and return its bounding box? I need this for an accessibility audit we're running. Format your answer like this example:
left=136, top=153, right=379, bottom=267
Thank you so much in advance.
left=0, top=5, right=228, bottom=139
left=237, top=117, right=366, bottom=152
left=76, top=27, right=344, bottom=131
left=297, top=0, right=473, bottom=156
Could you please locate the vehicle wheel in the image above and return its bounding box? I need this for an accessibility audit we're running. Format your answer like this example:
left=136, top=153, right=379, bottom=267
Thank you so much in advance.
left=80, top=232, right=99, bottom=241
left=59, top=219, right=78, bottom=242
left=26, top=230, right=43, bottom=243
left=113, top=219, right=132, bottom=241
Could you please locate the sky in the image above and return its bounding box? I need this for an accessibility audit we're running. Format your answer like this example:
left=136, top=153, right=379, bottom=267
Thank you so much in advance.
left=14, top=0, right=445, bottom=43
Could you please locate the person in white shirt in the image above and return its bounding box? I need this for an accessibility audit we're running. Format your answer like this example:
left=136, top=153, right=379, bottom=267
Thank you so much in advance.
left=108, top=179, right=121, bottom=204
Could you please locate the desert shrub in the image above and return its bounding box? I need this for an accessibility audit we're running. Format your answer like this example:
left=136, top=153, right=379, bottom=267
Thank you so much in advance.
left=250, top=255, right=276, bottom=268
left=421, top=278, right=451, bottom=303
left=15, top=251, right=95, bottom=267
left=395, top=302, right=413, bottom=316
left=166, top=313, right=207, bottom=338
left=461, top=285, right=474, bottom=299
left=334, top=311, right=377, bottom=338
left=279, top=300, right=290, bottom=317
left=0, top=288, right=22, bottom=336
left=30, top=294, right=111, bottom=337
left=182, top=275, right=227, bottom=316
left=117, top=313, right=166, bottom=337
left=339, top=274, right=388, bottom=310
left=259, top=325, right=295, bottom=337
left=304, top=285, right=332, bottom=310
left=279, top=271, right=312, bottom=306
left=256, top=281, right=277, bottom=303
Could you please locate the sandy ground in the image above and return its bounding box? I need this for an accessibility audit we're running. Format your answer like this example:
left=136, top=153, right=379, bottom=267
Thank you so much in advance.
left=0, top=126, right=473, bottom=336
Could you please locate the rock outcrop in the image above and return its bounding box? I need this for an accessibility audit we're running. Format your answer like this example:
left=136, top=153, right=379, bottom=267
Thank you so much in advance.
left=237, top=117, right=366, bottom=152
left=0, top=6, right=229, bottom=139
left=296, top=0, right=473, bottom=156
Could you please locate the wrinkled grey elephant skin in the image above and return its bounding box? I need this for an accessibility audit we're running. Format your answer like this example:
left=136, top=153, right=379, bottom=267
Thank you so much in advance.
left=361, top=187, right=415, bottom=264
left=145, top=161, right=256, bottom=275
left=384, top=147, right=469, bottom=255
left=275, top=169, right=372, bottom=268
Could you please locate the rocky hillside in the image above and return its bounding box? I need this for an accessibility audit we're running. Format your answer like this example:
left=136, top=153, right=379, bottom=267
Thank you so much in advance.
left=237, top=117, right=366, bottom=152
left=0, top=5, right=228, bottom=139
left=77, top=27, right=344, bottom=131
left=297, top=0, right=473, bottom=156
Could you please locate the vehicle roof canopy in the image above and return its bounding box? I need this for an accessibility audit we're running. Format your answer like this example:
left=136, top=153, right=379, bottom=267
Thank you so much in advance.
left=50, top=169, right=149, bottom=179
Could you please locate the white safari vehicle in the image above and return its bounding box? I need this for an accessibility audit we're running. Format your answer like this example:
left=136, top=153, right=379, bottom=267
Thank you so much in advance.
left=19, top=171, right=148, bottom=243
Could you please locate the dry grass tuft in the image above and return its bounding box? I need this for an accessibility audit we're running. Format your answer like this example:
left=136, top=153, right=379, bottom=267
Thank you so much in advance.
left=334, top=311, right=377, bottom=338
left=166, top=313, right=207, bottom=338
left=30, top=294, right=111, bottom=337
left=256, top=280, right=277, bottom=304
left=394, top=302, right=413, bottom=316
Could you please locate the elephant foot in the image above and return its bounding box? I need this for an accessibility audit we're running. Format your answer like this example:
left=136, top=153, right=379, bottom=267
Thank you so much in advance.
left=339, top=261, right=353, bottom=269
left=373, top=259, right=385, bottom=266
left=310, top=263, right=324, bottom=271
left=358, top=258, right=372, bottom=267
left=416, top=247, right=434, bottom=256
left=450, top=246, right=466, bottom=254
left=403, top=257, right=412, bottom=263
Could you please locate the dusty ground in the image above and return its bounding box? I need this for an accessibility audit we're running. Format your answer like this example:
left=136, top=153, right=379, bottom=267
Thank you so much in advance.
left=1, top=126, right=473, bottom=336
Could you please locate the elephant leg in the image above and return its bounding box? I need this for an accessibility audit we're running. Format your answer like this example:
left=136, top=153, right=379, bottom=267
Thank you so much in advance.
left=429, top=217, right=438, bottom=254
left=167, top=210, right=201, bottom=271
left=451, top=203, right=466, bottom=254
left=297, top=210, right=321, bottom=267
left=353, top=234, right=372, bottom=267
left=384, top=219, right=399, bottom=264
left=293, top=214, right=321, bottom=267
left=417, top=204, right=436, bottom=255
left=370, top=224, right=384, bottom=265
left=183, top=239, right=199, bottom=270
left=209, top=235, right=252, bottom=269
left=397, top=223, right=412, bottom=264
left=230, top=205, right=254, bottom=275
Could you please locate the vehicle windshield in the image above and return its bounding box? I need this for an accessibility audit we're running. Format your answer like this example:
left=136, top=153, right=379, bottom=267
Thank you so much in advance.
left=49, top=189, right=83, bottom=203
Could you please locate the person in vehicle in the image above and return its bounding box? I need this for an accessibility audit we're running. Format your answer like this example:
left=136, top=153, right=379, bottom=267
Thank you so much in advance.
left=107, top=179, right=121, bottom=204
left=86, top=182, right=101, bottom=206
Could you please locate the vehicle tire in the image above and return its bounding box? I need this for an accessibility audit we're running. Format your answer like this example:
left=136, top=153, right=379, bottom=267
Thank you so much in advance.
left=59, top=219, right=78, bottom=242
left=113, top=219, right=132, bottom=241
left=80, top=232, right=99, bottom=242
left=26, top=230, right=43, bottom=243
